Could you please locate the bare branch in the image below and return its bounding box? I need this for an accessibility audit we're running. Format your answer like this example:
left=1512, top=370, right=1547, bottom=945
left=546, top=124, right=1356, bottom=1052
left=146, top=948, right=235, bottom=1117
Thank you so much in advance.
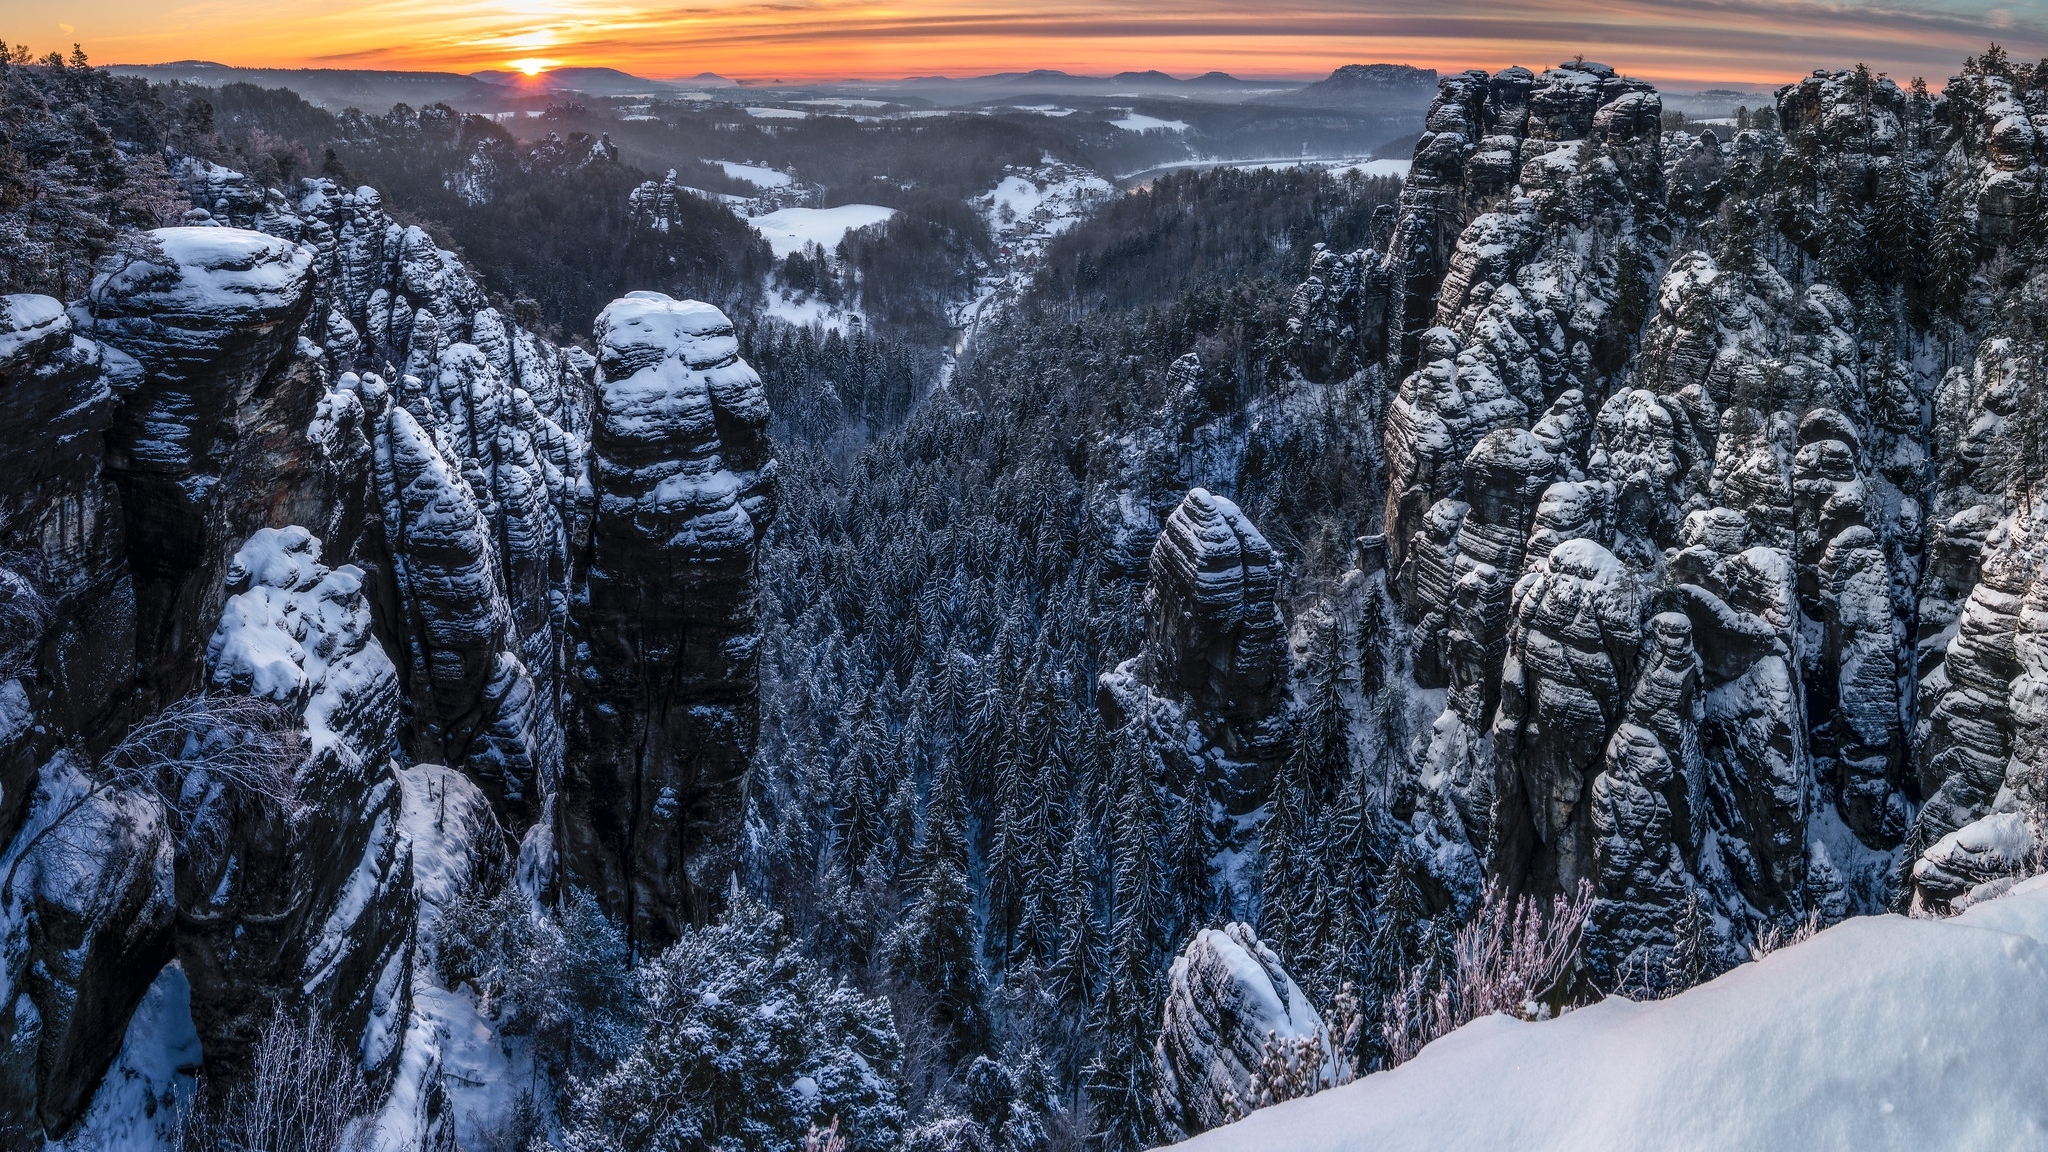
left=1, top=694, right=305, bottom=899
left=104, top=693, right=306, bottom=822
left=0, top=552, right=54, bottom=680
left=173, top=1003, right=374, bottom=1152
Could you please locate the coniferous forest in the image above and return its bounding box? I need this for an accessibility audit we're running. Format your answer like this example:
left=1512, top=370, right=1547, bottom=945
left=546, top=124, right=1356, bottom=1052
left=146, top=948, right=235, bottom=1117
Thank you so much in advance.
left=9, top=36, right=2048, bottom=1152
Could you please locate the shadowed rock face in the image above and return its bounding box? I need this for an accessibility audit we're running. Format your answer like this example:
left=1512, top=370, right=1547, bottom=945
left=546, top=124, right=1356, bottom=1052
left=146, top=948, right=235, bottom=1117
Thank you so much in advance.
left=10, top=755, right=175, bottom=1138
left=89, top=228, right=319, bottom=704
left=172, top=171, right=592, bottom=831
left=0, top=229, right=331, bottom=1139
left=1290, top=59, right=2048, bottom=971
left=1491, top=538, right=1641, bottom=894
left=185, top=525, right=429, bottom=1081
left=2, top=151, right=777, bottom=1137
left=558, top=292, right=776, bottom=951
left=0, top=300, right=135, bottom=1140
left=1136, top=488, right=1288, bottom=768
left=0, top=297, right=129, bottom=835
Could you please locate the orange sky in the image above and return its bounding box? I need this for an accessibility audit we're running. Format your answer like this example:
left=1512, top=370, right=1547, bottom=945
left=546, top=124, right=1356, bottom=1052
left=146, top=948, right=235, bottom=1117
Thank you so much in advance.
left=13, top=0, right=2047, bottom=88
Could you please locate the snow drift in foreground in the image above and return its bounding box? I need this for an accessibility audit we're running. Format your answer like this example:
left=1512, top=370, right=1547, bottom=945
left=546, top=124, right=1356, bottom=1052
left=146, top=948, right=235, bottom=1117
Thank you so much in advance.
left=1175, top=877, right=2048, bottom=1152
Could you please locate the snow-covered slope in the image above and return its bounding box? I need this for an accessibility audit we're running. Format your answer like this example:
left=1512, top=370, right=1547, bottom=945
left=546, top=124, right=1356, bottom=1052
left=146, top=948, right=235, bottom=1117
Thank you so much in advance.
left=1174, top=879, right=2048, bottom=1152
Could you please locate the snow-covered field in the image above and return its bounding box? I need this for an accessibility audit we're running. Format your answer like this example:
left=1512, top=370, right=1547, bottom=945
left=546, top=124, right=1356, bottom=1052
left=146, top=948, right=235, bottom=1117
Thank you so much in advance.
left=981, top=172, right=1110, bottom=236
left=1329, top=158, right=1412, bottom=179
left=1174, top=876, right=2048, bottom=1152
left=746, top=204, right=899, bottom=258
left=716, top=161, right=793, bottom=188
left=743, top=106, right=808, bottom=120
left=1113, top=113, right=1191, bottom=132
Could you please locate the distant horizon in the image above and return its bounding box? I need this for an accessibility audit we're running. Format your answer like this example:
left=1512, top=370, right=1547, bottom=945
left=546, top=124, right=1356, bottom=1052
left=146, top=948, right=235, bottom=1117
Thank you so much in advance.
left=23, top=0, right=2046, bottom=92
left=105, top=58, right=1816, bottom=97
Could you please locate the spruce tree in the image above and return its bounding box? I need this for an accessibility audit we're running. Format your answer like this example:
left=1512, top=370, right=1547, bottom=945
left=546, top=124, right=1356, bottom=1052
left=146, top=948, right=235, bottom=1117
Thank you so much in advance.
left=1612, top=237, right=1651, bottom=339
left=1871, top=158, right=1926, bottom=296
left=1046, top=823, right=1103, bottom=1014
left=1818, top=177, right=1870, bottom=289
left=1258, top=773, right=1312, bottom=965
left=1106, top=723, right=1166, bottom=981
left=1929, top=184, right=1977, bottom=317
left=1011, top=753, right=1067, bottom=971
left=1259, top=615, right=1350, bottom=968
left=1080, top=726, right=1176, bottom=1149
left=1085, top=965, right=1158, bottom=1152
left=889, top=762, right=991, bottom=1062
left=2019, top=171, right=2048, bottom=252
left=987, top=737, right=1030, bottom=963
left=1165, top=792, right=1217, bottom=949
left=1663, top=890, right=1718, bottom=995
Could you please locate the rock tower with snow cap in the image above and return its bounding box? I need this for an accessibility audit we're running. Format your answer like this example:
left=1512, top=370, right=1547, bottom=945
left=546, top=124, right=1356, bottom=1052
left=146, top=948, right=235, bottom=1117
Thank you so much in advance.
left=558, top=291, right=776, bottom=950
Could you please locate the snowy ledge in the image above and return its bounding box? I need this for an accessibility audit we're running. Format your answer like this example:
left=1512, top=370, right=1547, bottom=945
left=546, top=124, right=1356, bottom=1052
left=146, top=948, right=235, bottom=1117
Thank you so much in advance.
left=1174, top=876, right=2048, bottom=1151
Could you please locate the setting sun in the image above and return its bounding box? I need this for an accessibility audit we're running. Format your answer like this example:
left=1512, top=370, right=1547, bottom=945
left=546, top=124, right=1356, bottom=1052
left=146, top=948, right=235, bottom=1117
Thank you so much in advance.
left=507, top=56, right=558, bottom=75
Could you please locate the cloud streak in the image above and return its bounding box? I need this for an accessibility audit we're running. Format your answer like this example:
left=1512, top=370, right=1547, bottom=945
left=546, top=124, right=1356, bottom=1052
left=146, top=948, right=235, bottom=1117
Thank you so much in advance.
left=47, top=0, right=2048, bottom=87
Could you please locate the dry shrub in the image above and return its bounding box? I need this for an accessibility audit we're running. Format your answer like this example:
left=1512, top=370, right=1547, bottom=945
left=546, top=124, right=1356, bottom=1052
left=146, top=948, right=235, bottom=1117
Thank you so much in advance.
left=1380, top=880, right=1594, bottom=1068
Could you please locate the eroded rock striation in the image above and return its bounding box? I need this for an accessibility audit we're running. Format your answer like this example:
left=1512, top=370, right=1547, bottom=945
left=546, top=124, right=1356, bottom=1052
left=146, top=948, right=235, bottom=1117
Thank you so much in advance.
left=1273, top=57, right=2048, bottom=982
left=1102, top=488, right=1289, bottom=792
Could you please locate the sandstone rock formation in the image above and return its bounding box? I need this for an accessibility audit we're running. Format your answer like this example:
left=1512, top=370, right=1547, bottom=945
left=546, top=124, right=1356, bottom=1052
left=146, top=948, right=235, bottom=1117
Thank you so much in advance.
left=89, top=227, right=319, bottom=703
left=557, top=292, right=776, bottom=949
left=0, top=158, right=773, bottom=1135
left=1101, top=488, right=1289, bottom=785
left=1153, top=922, right=1324, bottom=1139
left=1294, top=59, right=2039, bottom=977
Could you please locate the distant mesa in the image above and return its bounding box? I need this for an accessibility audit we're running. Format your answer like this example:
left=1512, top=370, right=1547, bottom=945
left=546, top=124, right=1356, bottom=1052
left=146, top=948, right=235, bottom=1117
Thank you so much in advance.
left=1269, top=62, right=1439, bottom=107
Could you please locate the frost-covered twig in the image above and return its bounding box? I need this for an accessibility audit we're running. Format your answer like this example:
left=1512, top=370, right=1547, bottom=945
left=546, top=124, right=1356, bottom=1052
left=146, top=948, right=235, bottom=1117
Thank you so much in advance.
left=803, top=1114, right=848, bottom=1152
left=1324, top=982, right=1364, bottom=1087
left=1748, top=911, right=1820, bottom=962
left=1379, top=880, right=1594, bottom=1068
left=103, top=692, right=305, bottom=818
left=0, top=552, right=52, bottom=679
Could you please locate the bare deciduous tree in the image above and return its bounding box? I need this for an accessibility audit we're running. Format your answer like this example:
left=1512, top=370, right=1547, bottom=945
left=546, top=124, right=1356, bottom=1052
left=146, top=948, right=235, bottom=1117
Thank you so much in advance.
left=174, top=1004, right=373, bottom=1152
left=1, top=693, right=303, bottom=897
left=0, top=551, right=53, bottom=679
left=804, top=1115, right=848, bottom=1152
left=1748, top=911, right=1821, bottom=961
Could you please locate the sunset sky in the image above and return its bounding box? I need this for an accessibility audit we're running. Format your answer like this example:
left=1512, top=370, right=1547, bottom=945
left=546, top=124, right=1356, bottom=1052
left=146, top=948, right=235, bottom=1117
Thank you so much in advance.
left=15, top=0, right=2048, bottom=88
